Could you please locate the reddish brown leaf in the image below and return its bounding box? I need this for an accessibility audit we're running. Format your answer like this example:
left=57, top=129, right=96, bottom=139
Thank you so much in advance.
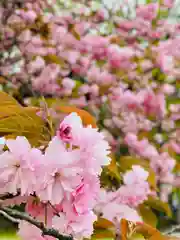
left=121, top=219, right=128, bottom=240
left=56, top=106, right=97, bottom=128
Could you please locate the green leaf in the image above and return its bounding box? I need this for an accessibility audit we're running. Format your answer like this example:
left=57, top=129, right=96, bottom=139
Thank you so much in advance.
left=129, top=233, right=145, bottom=240
left=144, top=196, right=172, bottom=218
left=69, top=25, right=81, bottom=40
left=91, top=229, right=115, bottom=240
left=106, top=154, right=121, bottom=182
left=167, top=97, right=180, bottom=109
left=138, top=204, right=157, bottom=227
left=25, top=97, right=69, bottom=108
left=147, top=169, right=157, bottom=191
left=119, top=156, right=149, bottom=170
left=71, top=80, right=83, bottom=97
left=43, top=54, right=67, bottom=67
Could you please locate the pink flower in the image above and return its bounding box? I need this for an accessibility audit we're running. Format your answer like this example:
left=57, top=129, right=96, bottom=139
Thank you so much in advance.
left=70, top=97, right=87, bottom=107
left=95, top=9, right=109, bottom=21
left=170, top=141, right=180, bottom=154
left=28, top=56, right=45, bottom=74
left=112, top=183, right=150, bottom=207
left=90, top=84, right=99, bottom=97
left=77, top=127, right=111, bottom=174
left=26, top=197, right=55, bottom=224
left=136, top=3, right=159, bottom=21
left=36, top=136, right=81, bottom=204
left=67, top=175, right=100, bottom=216
left=7, top=14, right=22, bottom=24
left=161, top=84, right=175, bottom=95
left=0, top=137, right=42, bottom=195
left=105, top=166, right=150, bottom=208
left=157, top=54, right=174, bottom=74
left=142, top=91, right=166, bottom=118
left=18, top=221, right=55, bottom=240
left=62, top=78, right=76, bottom=90
left=87, top=67, right=101, bottom=83
left=25, top=43, right=47, bottom=56
left=65, top=51, right=80, bottom=65
left=108, top=45, right=134, bottom=69
left=58, top=113, right=110, bottom=175
left=57, top=112, right=83, bottom=143
left=18, top=30, right=32, bottom=42
left=52, top=211, right=97, bottom=239
left=51, top=25, right=67, bottom=44
left=151, top=152, right=176, bottom=180
left=32, top=64, right=60, bottom=93
left=163, top=0, right=174, bottom=8
left=160, top=184, right=173, bottom=202
left=123, top=165, right=149, bottom=185
left=125, top=133, right=158, bottom=158
left=99, top=71, right=115, bottom=85
left=16, top=9, right=37, bottom=22
left=101, top=202, right=141, bottom=223
left=81, top=35, right=109, bottom=54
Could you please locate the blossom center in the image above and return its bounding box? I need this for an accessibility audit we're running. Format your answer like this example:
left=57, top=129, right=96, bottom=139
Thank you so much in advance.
left=54, top=172, right=61, bottom=179
left=14, top=162, right=20, bottom=168
left=63, top=126, right=71, bottom=135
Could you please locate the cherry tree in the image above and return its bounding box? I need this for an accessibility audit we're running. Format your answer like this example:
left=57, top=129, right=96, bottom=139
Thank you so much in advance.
left=0, top=0, right=179, bottom=239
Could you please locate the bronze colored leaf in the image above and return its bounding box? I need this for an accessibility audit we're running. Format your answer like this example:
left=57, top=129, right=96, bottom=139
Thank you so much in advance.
left=0, top=91, right=50, bottom=146
left=121, top=219, right=128, bottom=240
left=94, top=218, right=114, bottom=229
left=135, top=222, right=161, bottom=239
left=129, top=233, right=145, bottom=240
left=56, top=105, right=97, bottom=128
left=149, top=232, right=167, bottom=240
left=43, top=54, right=68, bottom=67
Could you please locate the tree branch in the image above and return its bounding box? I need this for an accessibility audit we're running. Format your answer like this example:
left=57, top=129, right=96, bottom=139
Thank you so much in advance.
left=0, top=192, right=20, bottom=200
left=0, top=206, right=73, bottom=240
left=0, top=210, right=20, bottom=224
left=162, top=225, right=180, bottom=236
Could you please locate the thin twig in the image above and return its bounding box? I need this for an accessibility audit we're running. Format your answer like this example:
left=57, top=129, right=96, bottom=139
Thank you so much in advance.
left=0, top=210, right=20, bottom=224
left=48, top=201, right=60, bottom=217
left=0, top=206, right=73, bottom=240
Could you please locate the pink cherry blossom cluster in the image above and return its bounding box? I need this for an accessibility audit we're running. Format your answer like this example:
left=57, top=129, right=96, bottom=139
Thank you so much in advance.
left=0, top=112, right=111, bottom=240
left=95, top=165, right=150, bottom=224
left=0, top=0, right=179, bottom=223
left=125, top=133, right=176, bottom=183
left=0, top=0, right=179, bottom=96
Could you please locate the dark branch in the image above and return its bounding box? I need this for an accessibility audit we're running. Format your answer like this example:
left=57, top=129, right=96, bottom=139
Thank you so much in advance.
left=0, top=192, right=20, bottom=200
left=0, top=210, right=20, bottom=224
left=162, top=224, right=180, bottom=236
left=0, top=206, right=73, bottom=240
